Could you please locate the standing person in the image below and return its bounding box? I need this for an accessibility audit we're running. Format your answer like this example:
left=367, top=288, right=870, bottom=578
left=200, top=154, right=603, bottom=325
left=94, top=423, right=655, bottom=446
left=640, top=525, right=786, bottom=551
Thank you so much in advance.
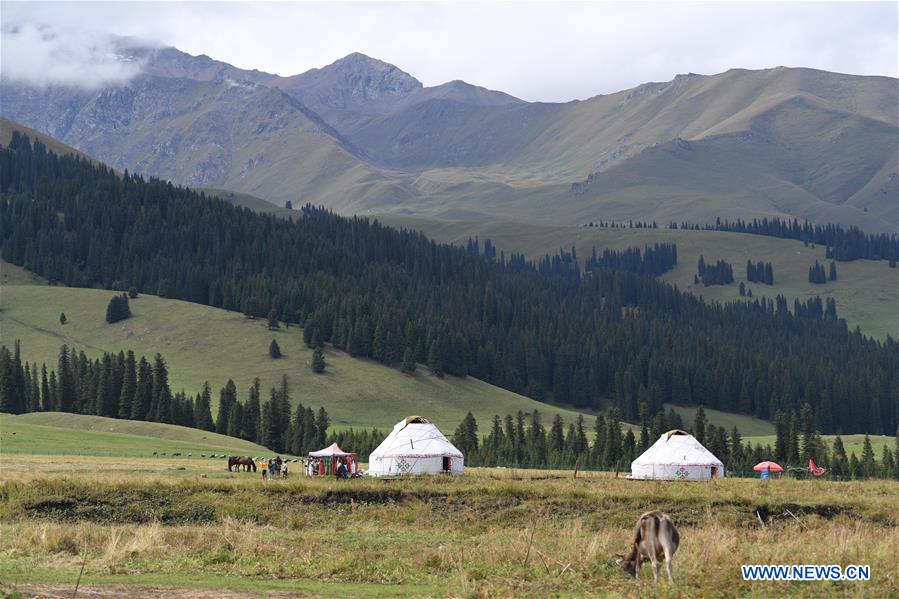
left=281, top=461, right=289, bottom=479
left=335, top=459, right=343, bottom=481
left=260, top=458, right=268, bottom=481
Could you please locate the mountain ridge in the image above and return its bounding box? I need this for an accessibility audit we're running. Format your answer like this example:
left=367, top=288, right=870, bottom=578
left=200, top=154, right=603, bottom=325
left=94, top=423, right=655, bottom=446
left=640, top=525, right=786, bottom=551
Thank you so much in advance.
left=1, top=46, right=895, bottom=232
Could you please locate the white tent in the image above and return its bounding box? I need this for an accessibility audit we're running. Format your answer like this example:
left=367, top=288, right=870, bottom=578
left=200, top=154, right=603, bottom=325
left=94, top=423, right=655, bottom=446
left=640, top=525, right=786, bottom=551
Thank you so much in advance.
left=367, top=416, right=464, bottom=476
left=630, top=429, right=724, bottom=480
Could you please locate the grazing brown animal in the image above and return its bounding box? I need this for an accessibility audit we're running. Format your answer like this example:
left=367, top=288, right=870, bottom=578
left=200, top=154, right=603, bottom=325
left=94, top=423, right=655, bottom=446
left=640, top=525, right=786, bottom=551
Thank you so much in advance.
left=615, top=510, right=679, bottom=585
left=227, top=456, right=257, bottom=472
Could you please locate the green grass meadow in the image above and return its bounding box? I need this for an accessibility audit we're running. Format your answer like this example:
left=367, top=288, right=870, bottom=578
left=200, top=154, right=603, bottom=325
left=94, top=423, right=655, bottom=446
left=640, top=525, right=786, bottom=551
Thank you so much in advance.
left=0, top=413, right=269, bottom=457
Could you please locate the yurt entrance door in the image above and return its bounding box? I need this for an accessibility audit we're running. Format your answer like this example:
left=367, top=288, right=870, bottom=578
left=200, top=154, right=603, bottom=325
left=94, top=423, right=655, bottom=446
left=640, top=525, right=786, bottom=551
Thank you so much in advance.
left=442, top=457, right=451, bottom=472
left=710, top=466, right=718, bottom=479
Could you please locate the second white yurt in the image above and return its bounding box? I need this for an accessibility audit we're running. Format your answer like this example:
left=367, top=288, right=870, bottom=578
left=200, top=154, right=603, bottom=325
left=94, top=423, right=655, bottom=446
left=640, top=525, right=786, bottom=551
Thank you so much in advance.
left=630, top=429, right=724, bottom=480
left=367, top=416, right=464, bottom=476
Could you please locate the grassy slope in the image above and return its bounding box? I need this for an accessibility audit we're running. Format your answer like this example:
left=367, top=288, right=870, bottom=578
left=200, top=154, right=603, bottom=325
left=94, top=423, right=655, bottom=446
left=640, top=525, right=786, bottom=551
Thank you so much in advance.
left=0, top=284, right=601, bottom=433
left=665, top=404, right=775, bottom=436
left=1, top=412, right=268, bottom=456
left=377, top=217, right=899, bottom=340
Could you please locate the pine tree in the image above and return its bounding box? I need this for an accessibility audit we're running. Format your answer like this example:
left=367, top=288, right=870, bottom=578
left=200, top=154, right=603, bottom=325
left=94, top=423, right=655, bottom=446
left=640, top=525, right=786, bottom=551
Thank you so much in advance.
left=267, top=309, right=279, bottom=330
left=860, top=434, right=876, bottom=478
left=427, top=338, right=444, bottom=377
left=832, top=436, right=848, bottom=479
left=56, top=345, right=76, bottom=412
left=216, top=379, right=237, bottom=434
left=302, top=406, right=317, bottom=453
left=0, top=349, right=19, bottom=414
left=194, top=382, right=215, bottom=431
left=787, top=412, right=800, bottom=465
left=729, top=426, right=744, bottom=471
left=132, top=357, right=153, bottom=421
left=244, top=378, right=261, bottom=442
left=260, top=393, right=278, bottom=450
left=693, top=406, right=707, bottom=444
left=828, top=261, right=837, bottom=281
left=604, top=409, right=623, bottom=469
left=118, top=350, right=136, bottom=419
left=800, top=402, right=816, bottom=461
left=269, top=339, right=282, bottom=359
left=453, top=412, right=479, bottom=455
left=312, top=347, right=325, bottom=373
left=28, top=363, right=40, bottom=413
left=848, top=453, right=862, bottom=479
left=316, top=406, right=330, bottom=448
left=105, top=294, right=131, bottom=324
left=226, top=402, right=244, bottom=438
left=151, top=354, right=173, bottom=423
left=574, top=415, right=588, bottom=456
left=401, top=347, right=416, bottom=374
left=290, top=403, right=306, bottom=455
left=40, top=364, right=51, bottom=412
left=638, top=402, right=650, bottom=451
left=880, top=446, right=894, bottom=481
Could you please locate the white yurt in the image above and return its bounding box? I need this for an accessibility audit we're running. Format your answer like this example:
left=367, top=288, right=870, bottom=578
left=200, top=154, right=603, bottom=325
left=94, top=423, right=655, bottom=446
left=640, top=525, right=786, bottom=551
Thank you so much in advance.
left=367, top=416, right=464, bottom=476
left=630, top=429, right=724, bottom=480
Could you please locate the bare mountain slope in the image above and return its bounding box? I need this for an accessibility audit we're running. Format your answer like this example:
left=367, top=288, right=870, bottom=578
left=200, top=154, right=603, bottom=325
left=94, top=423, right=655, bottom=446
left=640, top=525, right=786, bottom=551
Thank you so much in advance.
left=0, top=76, right=415, bottom=210
left=1, top=46, right=895, bottom=231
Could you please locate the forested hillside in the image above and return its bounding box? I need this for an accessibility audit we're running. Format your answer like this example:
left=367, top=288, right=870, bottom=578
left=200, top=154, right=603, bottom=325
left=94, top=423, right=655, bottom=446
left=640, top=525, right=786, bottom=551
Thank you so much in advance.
left=2, top=133, right=896, bottom=434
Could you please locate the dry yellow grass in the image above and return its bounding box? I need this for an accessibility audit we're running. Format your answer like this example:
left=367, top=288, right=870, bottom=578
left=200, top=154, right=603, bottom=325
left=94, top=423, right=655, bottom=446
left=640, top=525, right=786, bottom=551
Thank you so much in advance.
left=1, top=454, right=897, bottom=597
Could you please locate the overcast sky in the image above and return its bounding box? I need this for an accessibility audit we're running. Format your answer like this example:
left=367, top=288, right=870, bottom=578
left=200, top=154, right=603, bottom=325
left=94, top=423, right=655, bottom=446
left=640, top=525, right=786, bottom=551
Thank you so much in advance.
left=2, top=1, right=896, bottom=101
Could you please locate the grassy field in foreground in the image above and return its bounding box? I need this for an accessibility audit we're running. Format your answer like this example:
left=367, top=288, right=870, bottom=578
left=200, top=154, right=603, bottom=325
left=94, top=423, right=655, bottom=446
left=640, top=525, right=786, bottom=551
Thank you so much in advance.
left=0, top=413, right=269, bottom=457
left=378, top=217, right=899, bottom=341
left=0, top=455, right=896, bottom=598
left=0, top=283, right=601, bottom=432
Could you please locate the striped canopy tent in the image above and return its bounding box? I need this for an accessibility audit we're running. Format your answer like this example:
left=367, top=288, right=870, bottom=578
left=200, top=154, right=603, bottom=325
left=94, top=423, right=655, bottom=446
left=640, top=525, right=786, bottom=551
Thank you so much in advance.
left=367, top=416, right=464, bottom=477
left=308, top=442, right=357, bottom=476
left=630, top=429, right=725, bottom=481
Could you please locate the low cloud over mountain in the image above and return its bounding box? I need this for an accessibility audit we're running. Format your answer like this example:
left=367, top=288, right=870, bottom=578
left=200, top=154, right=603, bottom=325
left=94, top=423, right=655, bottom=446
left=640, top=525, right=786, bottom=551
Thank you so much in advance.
left=0, top=23, right=147, bottom=89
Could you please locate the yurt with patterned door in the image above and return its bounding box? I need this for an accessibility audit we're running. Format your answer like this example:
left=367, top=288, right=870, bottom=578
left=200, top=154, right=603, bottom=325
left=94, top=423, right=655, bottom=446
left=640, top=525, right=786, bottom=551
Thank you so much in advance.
left=367, top=416, right=464, bottom=476
left=630, top=429, right=724, bottom=480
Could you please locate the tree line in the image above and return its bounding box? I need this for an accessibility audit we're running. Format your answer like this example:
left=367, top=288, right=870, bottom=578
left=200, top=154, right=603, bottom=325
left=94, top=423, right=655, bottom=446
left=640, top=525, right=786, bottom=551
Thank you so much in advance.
left=453, top=406, right=899, bottom=480
left=584, top=243, right=678, bottom=277
left=669, top=217, right=898, bottom=264
left=2, top=133, right=897, bottom=434
left=0, top=341, right=334, bottom=455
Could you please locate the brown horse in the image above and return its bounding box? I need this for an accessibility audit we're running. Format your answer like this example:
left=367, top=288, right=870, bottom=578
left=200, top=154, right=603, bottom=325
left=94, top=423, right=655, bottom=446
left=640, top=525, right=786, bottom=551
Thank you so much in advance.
left=227, top=456, right=257, bottom=472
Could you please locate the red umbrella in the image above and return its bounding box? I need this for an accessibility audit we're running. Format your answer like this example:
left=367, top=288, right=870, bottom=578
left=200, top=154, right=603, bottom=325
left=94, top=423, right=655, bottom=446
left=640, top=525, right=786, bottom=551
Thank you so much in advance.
left=753, top=461, right=784, bottom=472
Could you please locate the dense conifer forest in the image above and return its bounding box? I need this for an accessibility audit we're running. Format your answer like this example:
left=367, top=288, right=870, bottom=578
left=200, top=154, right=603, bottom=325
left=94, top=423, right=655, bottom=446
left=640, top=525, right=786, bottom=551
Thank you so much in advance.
left=1, top=133, right=897, bottom=434
left=3, top=340, right=896, bottom=478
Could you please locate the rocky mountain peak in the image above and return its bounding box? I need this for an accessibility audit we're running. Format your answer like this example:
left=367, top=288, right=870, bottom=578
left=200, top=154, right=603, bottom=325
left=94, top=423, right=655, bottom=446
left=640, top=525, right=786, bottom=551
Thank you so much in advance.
left=306, top=52, right=423, bottom=101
